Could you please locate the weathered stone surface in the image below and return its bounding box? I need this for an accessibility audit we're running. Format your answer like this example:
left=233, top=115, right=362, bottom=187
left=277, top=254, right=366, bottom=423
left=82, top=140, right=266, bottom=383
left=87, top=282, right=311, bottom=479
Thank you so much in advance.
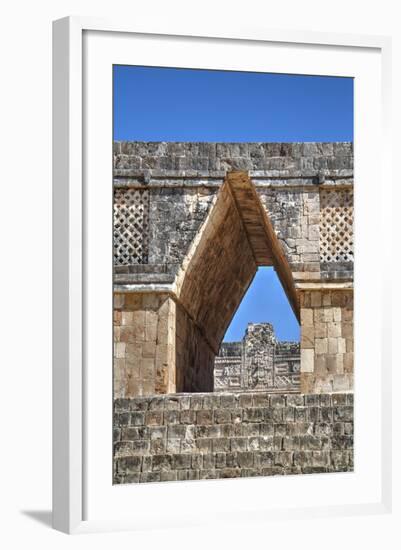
left=113, top=143, right=353, bottom=398
left=214, top=322, right=300, bottom=392
left=300, top=290, right=353, bottom=393
left=114, top=391, right=353, bottom=484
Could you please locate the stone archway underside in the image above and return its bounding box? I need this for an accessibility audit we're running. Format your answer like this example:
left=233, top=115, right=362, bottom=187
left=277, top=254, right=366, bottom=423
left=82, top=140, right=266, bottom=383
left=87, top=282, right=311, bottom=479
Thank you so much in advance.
left=165, top=171, right=300, bottom=394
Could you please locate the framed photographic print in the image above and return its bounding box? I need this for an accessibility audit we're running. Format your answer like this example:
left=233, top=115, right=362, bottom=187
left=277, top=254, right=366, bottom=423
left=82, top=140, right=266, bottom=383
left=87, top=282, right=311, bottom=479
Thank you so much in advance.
left=52, top=17, right=392, bottom=534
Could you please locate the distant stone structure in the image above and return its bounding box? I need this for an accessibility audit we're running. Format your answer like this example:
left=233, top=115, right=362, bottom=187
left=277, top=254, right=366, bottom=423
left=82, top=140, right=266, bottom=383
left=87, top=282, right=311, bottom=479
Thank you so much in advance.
left=214, top=323, right=300, bottom=392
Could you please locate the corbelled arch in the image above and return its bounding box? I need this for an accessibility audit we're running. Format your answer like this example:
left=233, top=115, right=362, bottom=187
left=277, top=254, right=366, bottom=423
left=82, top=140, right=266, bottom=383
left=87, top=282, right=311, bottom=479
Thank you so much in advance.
left=113, top=142, right=354, bottom=398
left=172, top=171, right=299, bottom=393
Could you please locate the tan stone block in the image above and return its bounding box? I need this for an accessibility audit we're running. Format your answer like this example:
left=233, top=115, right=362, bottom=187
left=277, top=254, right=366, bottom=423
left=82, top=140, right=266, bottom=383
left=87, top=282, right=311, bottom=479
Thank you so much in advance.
left=333, top=307, right=342, bottom=322
left=301, top=308, right=313, bottom=327
left=114, top=358, right=125, bottom=378
left=114, top=293, right=125, bottom=309
left=338, top=337, right=346, bottom=354
left=315, top=322, right=327, bottom=338
left=342, top=322, right=353, bottom=338
left=325, top=354, right=337, bottom=374
left=315, top=355, right=328, bottom=374
left=124, top=293, right=142, bottom=310
left=142, top=379, right=156, bottom=396
left=114, top=379, right=124, bottom=398
left=301, top=348, right=314, bottom=373
left=331, top=292, right=350, bottom=308
left=343, top=293, right=353, bottom=308
left=343, top=308, right=353, bottom=321
left=133, top=323, right=146, bottom=342
left=335, top=354, right=344, bottom=374
left=141, top=358, right=155, bottom=380
left=155, top=344, right=169, bottom=365
left=121, top=311, right=134, bottom=326
left=126, top=364, right=141, bottom=382
left=120, top=326, right=135, bottom=343
left=328, top=338, right=338, bottom=354
left=301, top=326, right=314, bottom=348
left=142, top=342, right=156, bottom=358
left=315, top=338, right=328, bottom=355
left=158, top=296, right=171, bottom=316
left=314, top=376, right=334, bottom=393
left=126, top=343, right=142, bottom=361
left=142, top=293, right=160, bottom=310
left=314, top=309, right=326, bottom=324
left=324, top=308, right=333, bottom=322
left=332, top=374, right=351, bottom=392
left=328, top=322, right=341, bottom=338
left=146, top=316, right=159, bottom=342
left=311, top=292, right=322, bottom=307
left=300, top=373, right=315, bottom=394
left=126, top=377, right=141, bottom=397
left=114, top=342, right=126, bottom=359
left=302, top=292, right=311, bottom=308
left=322, top=292, right=331, bottom=306
left=114, top=310, right=122, bottom=326
left=113, top=326, right=120, bottom=342
left=346, top=338, right=353, bottom=353
left=344, top=352, right=354, bottom=373
left=132, top=310, right=146, bottom=326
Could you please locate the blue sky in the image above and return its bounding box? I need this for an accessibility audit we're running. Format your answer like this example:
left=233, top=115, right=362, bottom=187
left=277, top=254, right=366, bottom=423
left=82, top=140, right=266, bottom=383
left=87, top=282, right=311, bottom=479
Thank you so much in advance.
left=113, top=65, right=353, bottom=342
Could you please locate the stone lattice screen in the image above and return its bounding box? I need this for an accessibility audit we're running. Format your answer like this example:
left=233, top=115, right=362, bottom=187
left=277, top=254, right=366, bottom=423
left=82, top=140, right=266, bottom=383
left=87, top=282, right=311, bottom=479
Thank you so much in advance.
left=114, top=188, right=150, bottom=265
left=319, top=189, right=354, bottom=263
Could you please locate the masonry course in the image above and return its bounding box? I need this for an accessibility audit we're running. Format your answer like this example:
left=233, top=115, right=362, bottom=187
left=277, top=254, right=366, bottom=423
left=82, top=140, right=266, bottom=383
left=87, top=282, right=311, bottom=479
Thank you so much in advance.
left=114, top=391, right=353, bottom=484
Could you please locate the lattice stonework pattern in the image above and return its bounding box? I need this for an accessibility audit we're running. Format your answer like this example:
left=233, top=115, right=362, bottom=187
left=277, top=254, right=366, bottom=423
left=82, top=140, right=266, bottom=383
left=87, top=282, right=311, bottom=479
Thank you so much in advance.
left=319, top=189, right=354, bottom=262
left=114, top=188, right=150, bottom=265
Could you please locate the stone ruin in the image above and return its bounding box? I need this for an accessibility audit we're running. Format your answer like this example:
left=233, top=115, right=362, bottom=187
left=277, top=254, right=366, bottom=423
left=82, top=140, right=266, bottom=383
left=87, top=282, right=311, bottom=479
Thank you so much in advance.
left=214, top=323, right=300, bottom=392
left=112, top=142, right=354, bottom=483
left=113, top=142, right=353, bottom=397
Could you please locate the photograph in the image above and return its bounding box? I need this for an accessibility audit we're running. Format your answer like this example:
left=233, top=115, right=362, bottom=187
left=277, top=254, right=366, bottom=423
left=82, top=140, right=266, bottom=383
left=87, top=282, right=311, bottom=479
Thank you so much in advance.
left=112, top=66, right=354, bottom=484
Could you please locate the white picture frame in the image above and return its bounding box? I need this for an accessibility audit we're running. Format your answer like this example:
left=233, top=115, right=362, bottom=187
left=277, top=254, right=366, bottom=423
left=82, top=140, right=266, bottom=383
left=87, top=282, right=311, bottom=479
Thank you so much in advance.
left=52, top=16, right=392, bottom=534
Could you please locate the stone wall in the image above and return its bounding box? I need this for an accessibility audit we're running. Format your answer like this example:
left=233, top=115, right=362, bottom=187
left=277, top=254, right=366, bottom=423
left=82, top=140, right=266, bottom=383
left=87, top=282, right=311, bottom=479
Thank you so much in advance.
left=113, top=142, right=353, bottom=281
left=114, top=292, right=176, bottom=397
left=175, top=303, right=215, bottom=393
left=214, top=323, right=300, bottom=392
left=300, top=290, right=353, bottom=393
left=114, top=391, right=353, bottom=484
left=113, top=142, right=354, bottom=396
left=114, top=141, right=353, bottom=178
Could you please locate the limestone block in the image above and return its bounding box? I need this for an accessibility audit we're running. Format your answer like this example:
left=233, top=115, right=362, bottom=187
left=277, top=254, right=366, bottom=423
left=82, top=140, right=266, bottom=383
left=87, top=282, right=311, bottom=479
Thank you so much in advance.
left=327, top=338, right=338, bottom=354
left=301, top=348, right=314, bottom=373
left=332, top=375, right=351, bottom=392
left=115, top=342, right=126, bottom=359
left=333, top=308, right=342, bottom=322
left=338, top=338, right=347, bottom=354
left=328, top=322, right=341, bottom=338
left=122, top=311, right=134, bottom=326
left=324, top=308, right=333, bottom=322
left=344, top=352, right=353, bottom=373
left=315, top=338, right=328, bottom=355
left=322, top=292, right=332, bottom=306
left=301, top=308, right=313, bottom=327
left=314, top=322, right=327, bottom=338
left=311, top=292, right=322, bottom=307
left=301, top=326, right=314, bottom=348
left=114, top=294, right=125, bottom=309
